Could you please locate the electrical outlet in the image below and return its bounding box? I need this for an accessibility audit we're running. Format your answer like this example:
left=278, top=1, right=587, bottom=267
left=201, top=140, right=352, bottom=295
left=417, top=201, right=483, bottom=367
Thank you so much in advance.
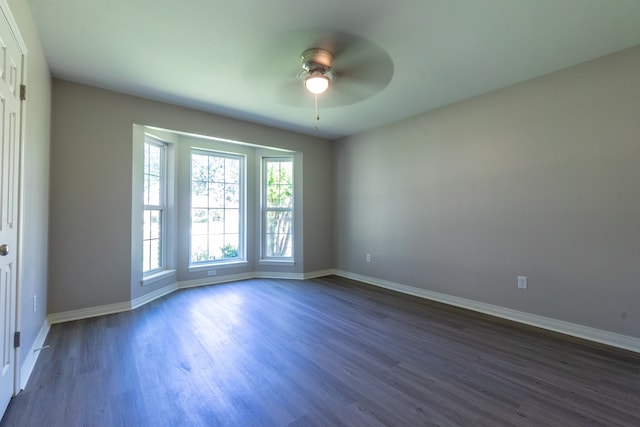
left=517, top=276, right=528, bottom=290
left=366, top=253, right=371, bottom=263
left=33, top=295, right=37, bottom=312
left=208, top=270, right=217, bottom=276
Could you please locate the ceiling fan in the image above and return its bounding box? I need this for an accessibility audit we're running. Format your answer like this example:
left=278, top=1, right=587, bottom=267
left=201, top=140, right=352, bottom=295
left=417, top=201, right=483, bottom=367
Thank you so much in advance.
left=248, top=30, right=394, bottom=109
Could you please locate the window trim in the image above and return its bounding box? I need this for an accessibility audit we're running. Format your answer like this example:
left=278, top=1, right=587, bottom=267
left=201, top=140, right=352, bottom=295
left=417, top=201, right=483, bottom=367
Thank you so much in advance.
left=143, top=136, right=167, bottom=276
left=142, top=269, right=176, bottom=286
left=261, top=156, right=294, bottom=261
left=189, top=148, right=246, bottom=267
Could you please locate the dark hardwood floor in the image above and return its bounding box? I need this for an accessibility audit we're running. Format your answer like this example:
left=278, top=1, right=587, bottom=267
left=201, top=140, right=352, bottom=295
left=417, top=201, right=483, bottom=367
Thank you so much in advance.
left=2, top=276, right=639, bottom=426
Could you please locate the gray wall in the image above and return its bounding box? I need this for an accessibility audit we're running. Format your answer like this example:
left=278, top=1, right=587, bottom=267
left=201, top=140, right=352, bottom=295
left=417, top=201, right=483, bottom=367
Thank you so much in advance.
left=7, top=0, right=51, bottom=365
left=41, top=15, right=639, bottom=340
left=334, top=46, right=640, bottom=339
left=50, top=80, right=333, bottom=313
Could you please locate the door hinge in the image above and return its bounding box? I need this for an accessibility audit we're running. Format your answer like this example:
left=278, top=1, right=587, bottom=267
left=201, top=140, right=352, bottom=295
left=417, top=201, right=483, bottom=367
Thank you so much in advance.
left=14, top=331, right=20, bottom=348
left=20, top=84, right=26, bottom=101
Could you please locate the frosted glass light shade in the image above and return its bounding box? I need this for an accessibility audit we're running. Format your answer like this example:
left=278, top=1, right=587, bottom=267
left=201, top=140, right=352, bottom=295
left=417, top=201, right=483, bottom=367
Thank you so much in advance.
left=304, top=74, right=330, bottom=94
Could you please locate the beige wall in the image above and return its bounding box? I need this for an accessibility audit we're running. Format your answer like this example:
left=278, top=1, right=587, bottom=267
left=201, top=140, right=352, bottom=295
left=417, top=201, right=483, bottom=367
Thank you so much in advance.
left=334, top=46, right=640, bottom=338
left=7, top=0, right=51, bottom=366
left=50, top=80, right=333, bottom=313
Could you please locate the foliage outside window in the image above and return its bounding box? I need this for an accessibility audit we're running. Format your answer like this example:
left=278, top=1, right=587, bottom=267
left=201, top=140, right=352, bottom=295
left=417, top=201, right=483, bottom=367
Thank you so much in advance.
left=263, top=158, right=293, bottom=258
left=143, top=138, right=166, bottom=273
left=190, top=150, right=244, bottom=264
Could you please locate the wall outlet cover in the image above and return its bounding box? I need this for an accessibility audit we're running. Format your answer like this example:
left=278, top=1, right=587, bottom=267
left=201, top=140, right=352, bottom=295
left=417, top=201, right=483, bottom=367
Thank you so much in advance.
left=517, top=276, right=528, bottom=289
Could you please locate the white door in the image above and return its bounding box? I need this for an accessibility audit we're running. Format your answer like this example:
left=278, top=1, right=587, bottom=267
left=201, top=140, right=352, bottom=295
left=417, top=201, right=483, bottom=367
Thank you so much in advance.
left=0, top=2, right=24, bottom=414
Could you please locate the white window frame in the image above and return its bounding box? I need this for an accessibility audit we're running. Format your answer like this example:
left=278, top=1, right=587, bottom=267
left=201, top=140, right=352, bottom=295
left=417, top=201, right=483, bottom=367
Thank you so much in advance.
left=261, top=156, right=294, bottom=263
left=189, top=148, right=246, bottom=267
left=143, top=136, right=167, bottom=276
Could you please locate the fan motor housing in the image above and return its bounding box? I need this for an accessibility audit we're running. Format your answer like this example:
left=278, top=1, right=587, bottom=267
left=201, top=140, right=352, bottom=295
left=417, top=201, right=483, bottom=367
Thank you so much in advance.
left=299, top=48, right=335, bottom=83
left=301, top=48, right=333, bottom=70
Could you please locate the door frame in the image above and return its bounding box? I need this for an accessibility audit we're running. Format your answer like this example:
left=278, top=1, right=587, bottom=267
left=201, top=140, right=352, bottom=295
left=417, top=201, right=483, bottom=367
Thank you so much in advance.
left=0, top=0, right=28, bottom=398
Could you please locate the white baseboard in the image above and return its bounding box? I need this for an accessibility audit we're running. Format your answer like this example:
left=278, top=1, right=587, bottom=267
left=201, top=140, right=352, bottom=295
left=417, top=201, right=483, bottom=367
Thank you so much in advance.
left=177, top=272, right=256, bottom=289
left=303, top=269, right=336, bottom=279
left=254, top=271, right=304, bottom=279
left=47, top=300, right=133, bottom=324
left=334, top=270, right=640, bottom=354
left=44, top=269, right=640, bottom=353
left=19, top=320, right=50, bottom=390
left=131, top=282, right=178, bottom=309
left=46, top=269, right=640, bottom=353
left=47, top=269, right=334, bottom=324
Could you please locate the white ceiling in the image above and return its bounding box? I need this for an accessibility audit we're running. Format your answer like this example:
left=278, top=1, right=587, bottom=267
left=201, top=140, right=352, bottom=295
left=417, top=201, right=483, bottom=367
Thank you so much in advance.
left=27, top=0, right=640, bottom=139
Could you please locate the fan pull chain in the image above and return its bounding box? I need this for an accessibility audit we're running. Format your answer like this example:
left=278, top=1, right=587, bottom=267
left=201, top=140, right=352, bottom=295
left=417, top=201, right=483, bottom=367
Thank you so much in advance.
left=314, top=95, right=320, bottom=131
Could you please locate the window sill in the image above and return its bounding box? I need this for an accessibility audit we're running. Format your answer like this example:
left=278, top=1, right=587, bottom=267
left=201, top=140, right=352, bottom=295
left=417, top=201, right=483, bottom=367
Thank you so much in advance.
left=258, top=259, right=296, bottom=266
left=142, top=269, right=176, bottom=286
left=188, top=260, right=249, bottom=273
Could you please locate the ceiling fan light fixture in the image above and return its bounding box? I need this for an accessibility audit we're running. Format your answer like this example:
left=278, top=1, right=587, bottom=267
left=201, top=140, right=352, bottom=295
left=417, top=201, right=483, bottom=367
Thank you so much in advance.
left=299, top=48, right=335, bottom=95
left=304, top=71, right=330, bottom=94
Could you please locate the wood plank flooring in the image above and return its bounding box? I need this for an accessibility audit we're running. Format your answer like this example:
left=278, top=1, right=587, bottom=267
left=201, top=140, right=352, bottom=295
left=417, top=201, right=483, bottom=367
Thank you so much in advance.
left=2, top=276, right=639, bottom=426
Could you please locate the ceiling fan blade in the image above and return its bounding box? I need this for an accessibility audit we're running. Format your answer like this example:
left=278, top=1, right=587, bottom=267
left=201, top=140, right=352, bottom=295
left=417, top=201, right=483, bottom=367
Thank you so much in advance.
left=320, top=77, right=375, bottom=107
left=275, top=79, right=312, bottom=106
left=328, top=62, right=393, bottom=107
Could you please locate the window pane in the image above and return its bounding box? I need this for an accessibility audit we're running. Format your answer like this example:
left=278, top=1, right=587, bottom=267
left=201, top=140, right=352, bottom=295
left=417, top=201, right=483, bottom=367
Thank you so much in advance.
left=192, top=154, right=209, bottom=182
left=191, top=235, right=209, bottom=262
left=208, top=235, right=224, bottom=259
left=209, top=183, right=225, bottom=208
left=143, top=208, right=162, bottom=272
left=267, top=162, right=278, bottom=180
left=149, top=239, right=161, bottom=270
left=265, top=210, right=292, bottom=257
left=210, top=209, right=224, bottom=234
left=143, top=210, right=151, bottom=239
left=225, top=184, right=239, bottom=208
left=210, top=157, right=225, bottom=182
left=222, top=234, right=239, bottom=258
left=225, top=209, right=239, bottom=233
left=150, top=210, right=161, bottom=239
left=144, top=144, right=151, bottom=174
left=265, top=232, right=292, bottom=257
left=191, top=208, right=208, bottom=235
left=266, top=211, right=292, bottom=234
left=148, top=175, right=161, bottom=206
left=225, top=157, right=239, bottom=183
left=266, top=160, right=293, bottom=208
left=281, top=161, right=293, bottom=178
left=143, top=174, right=150, bottom=205
left=148, top=144, right=161, bottom=176
left=275, top=184, right=293, bottom=208
left=192, top=180, right=208, bottom=208
left=143, top=240, right=150, bottom=271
